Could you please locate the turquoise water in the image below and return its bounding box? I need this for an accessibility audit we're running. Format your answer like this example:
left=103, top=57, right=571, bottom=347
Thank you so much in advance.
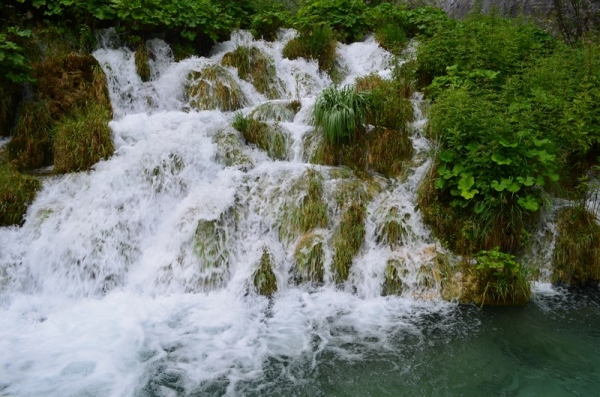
left=178, top=287, right=600, bottom=397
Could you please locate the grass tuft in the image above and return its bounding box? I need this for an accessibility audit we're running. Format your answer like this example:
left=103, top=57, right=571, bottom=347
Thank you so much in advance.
left=0, top=156, right=41, bottom=226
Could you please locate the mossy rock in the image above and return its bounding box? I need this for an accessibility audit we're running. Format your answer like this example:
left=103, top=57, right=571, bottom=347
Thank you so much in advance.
left=382, top=259, right=406, bottom=296
left=250, top=100, right=300, bottom=123
left=134, top=42, right=151, bottom=82
left=280, top=169, right=328, bottom=243
left=0, top=154, right=41, bottom=226
left=0, top=80, right=22, bottom=137
left=186, top=65, right=246, bottom=111
left=221, top=46, right=283, bottom=99
left=552, top=206, right=600, bottom=285
left=212, top=129, right=254, bottom=170
left=53, top=102, right=114, bottom=173
left=34, top=53, right=112, bottom=118
left=331, top=202, right=366, bottom=282
left=193, top=215, right=232, bottom=287
left=7, top=53, right=112, bottom=173
left=253, top=247, right=277, bottom=297
left=232, top=113, right=288, bottom=160
left=374, top=206, right=411, bottom=249
left=294, top=231, right=326, bottom=284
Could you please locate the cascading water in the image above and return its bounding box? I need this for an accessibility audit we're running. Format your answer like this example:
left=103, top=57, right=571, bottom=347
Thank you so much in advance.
left=1, top=30, right=599, bottom=397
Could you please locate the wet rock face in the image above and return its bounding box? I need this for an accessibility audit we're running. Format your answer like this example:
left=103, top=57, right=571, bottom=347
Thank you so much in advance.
left=440, top=0, right=554, bottom=18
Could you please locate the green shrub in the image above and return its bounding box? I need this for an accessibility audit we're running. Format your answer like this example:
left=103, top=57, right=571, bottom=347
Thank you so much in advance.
left=53, top=102, right=114, bottom=173
left=0, top=28, right=34, bottom=84
left=282, top=24, right=337, bottom=72
left=552, top=206, right=600, bottom=285
left=417, top=13, right=552, bottom=86
left=251, top=10, right=290, bottom=41
left=296, top=0, right=370, bottom=43
left=474, top=247, right=531, bottom=305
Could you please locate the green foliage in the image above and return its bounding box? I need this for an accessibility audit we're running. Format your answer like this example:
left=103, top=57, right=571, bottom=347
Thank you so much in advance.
left=282, top=24, right=337, bottom=72
left=0, top=80, right=22, bottom=137
left=251, top=9, right=291, bottom=41
left=232, top=113, right=288, bottom=160
left=296, top=0, right=369, bottom=43
left=552, top=206, right=600, bottom=285
left=417, top=13, right=552, bottom=86
left=0, top=28, right=34, bottom=84
left=312, top=85, right=370, bottom=146
left=253, top=247, right=277, bottom=296
left=53, top=102, right=114, bottom=173
left=474, top=247, right=531, bottom=305
left=402, top=6, right=450, bottom=38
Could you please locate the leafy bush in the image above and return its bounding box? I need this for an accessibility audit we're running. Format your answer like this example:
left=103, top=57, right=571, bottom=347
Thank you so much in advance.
left=251, top=9, right=290, bottom=41
left=0, top=28, right=34, bottom=84
left=296, top=0, right=370, bottom=43
left=474, top=247, right=531, bottom=305
left=417, top=13, right=552, bottom=86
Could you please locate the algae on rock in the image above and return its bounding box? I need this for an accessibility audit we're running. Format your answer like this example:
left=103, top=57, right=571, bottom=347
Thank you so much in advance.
left=186, top=65, right=246, bottom=111
left=213, top=129, right=254, bottom=170
left=0, top=152, right=41, bottom=226
left=331, top=201, right=366, bottom=283
left=134, top=42, right=151, bottom=82
left=193, top=215, right=232, bottom=288
left=253, top=247, right=278, bottom=296
left=221, top=46, right=283, bottom=99
left=383, top=259, right=406, bottom=296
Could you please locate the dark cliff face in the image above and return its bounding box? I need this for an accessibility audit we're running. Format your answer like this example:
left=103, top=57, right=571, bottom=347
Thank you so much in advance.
left=440, top=0, right=554, bottom=18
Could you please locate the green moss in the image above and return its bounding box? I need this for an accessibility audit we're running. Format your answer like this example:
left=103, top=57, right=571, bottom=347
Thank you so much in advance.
left=221, top=46, right=282, bottom=99
left=6, top=100, right=54, bottom=172
left=0, top=154, right=41, bottom=226
left=134, top=43, right=151, bottom=82
left=280, top=169, right=328, bottom=242
left=232, top=113, right=288, bottom=160
left=186, top=65, right=246, bottom=111
left=193, top=214, right=231, bottom=287
left=294, top=231, right=326, bottom=284
left=382, top=259, right=405, bottom=296
left=282, top=25, right=337, bottom=73
left=0, top=80, right=21, bottom=137
left=53, top=102, right=114, bottom=173
left=552, top=206, right=600, bottom=285
left=375, top=207, right=410, bottom=249
left=250, top=101, right=299, bottom=122
left=212, top=129, right=254, bottom=169
left=253, top=247, right=277, bottom=296
left=332, top=202, right=365, bottom=282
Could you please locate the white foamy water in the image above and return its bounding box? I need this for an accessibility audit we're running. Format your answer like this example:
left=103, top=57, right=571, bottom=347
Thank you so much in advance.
left=0, top=30, right=457, bottom=396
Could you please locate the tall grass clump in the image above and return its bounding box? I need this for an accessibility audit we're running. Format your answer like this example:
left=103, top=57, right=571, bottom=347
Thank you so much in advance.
left=313, top=85, right=370, bottom=146
left=332, top=202, right=366, bottom=282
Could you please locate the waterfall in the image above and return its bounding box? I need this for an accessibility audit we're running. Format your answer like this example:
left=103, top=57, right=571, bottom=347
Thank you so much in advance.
left=0, top=30, right=456, bottom=397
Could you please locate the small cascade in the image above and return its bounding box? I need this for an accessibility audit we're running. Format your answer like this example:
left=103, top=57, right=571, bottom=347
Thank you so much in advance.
left=0, top=30, right=460, bottom=396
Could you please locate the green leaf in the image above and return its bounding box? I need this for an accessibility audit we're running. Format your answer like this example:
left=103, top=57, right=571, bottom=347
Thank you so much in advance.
left=518, top=195, right=540, bottom=211
left=458, top=173, right=478, bottom=199
left=491, top=153, right=512, bottom=165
